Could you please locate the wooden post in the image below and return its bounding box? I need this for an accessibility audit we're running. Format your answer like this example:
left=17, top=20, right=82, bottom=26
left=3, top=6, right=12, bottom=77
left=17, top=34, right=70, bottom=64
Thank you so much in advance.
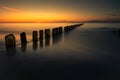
left=56, top=28, right=59, bottom=34
left=32, top=31, right=38, bottom=41
left=59, top=27, right=62, bottom=33
left=52, top=28, right=57, bottom=36
left=45, top=29, right=50, bottom=38
left=20, top=32, right=27, bottom=43
left=39, top=30, right=43, bottom=39
left=5, top=34, right=16, bottom=47
left=64, top=26, right=68, bottom=32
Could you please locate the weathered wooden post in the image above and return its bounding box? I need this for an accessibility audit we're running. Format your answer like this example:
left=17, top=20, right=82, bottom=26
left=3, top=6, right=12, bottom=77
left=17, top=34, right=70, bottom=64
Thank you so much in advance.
left=68, top=26, right=72, bottom=31
left=5, top=34, right=16, bottom=47
left=67, top=26, right=71, bottom=31
left=32, top=31, right=38, bottom=41
left=59, top=27, right=62, bottom=33
left=39, top=30, right=43, bottom=39
left=56, top=28, right=59, bottom=34
left=64, top=26, right=68, bottom=32
left=20, top=32, right=27, bottom=44
left=45, top=29, right=50, bottom=38
left=52, top=28, right=57, bottom=36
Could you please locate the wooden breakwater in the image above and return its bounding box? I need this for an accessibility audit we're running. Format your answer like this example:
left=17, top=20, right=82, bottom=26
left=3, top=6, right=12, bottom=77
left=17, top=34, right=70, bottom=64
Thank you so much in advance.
left=5, top=23, right=84, bottom=48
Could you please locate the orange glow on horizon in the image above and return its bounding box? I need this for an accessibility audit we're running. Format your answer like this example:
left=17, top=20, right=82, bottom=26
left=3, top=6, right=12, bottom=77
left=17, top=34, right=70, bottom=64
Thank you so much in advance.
left=0, top=7, right=93, bottom=23
left=0, top=5, right=105, bottom=23
left=0, top=13, right=94, bottom=23
left=0, top=1, right=119, bottom=23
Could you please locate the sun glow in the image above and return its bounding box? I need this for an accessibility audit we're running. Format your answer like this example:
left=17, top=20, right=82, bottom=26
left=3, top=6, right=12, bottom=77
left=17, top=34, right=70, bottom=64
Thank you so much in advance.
left=0, top=12, right=92, bottom=23
left=0, top=5, right=104, bottom=23
left=0, top=6, right=88, bottom=23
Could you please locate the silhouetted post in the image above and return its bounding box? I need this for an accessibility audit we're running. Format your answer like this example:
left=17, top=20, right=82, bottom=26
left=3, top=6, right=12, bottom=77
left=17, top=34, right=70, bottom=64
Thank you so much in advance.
left=59, top=27, right=62, bottom=33
left=52, top=28, right=56, bottom=36
left=20, top=32, right=27, bottom=44
left=39, top=30, right=43, bottom=39
left=5, top=34, right=16, bottom=47
left=56, top=28, right=59, bottom=34
left=32, top=31, right=38, bottom=41
left=52, top=28, right=54, bottom=36
left=68, top=26, right=71, bottom=30
left=52, top=28, right=58, bottom=36
left=64, top=26, right=68, bottom=32
left=45, top=29, right=50, bottom=38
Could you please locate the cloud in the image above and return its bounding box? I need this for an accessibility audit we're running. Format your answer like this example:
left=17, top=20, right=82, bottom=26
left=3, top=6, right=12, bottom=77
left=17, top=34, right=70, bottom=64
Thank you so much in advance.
left=1, top=6, right=21, bottom=12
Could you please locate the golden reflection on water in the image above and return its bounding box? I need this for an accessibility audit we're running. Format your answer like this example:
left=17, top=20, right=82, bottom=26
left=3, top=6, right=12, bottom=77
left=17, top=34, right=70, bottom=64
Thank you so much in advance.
left=0, top=23, right=75, bottom=48
left=0, top=32, right=65, bottom=51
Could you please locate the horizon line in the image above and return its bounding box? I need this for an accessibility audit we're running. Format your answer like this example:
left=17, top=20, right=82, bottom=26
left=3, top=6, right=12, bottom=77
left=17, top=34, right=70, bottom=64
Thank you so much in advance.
left=0, top=20, right=120, bottom=23
left=0, top=22, right=120, bottom=23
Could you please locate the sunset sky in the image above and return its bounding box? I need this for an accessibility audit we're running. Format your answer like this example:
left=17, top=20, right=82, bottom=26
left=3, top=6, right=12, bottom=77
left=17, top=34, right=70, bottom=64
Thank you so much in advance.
left=0, top=0, right=120, bottom=23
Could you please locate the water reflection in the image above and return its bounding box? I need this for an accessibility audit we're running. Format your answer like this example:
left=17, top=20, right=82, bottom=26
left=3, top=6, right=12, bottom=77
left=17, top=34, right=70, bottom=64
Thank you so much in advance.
left=19, top=28, right=75, bottom=51
left=45, top=38, right=50, bottom=47
left=33, top=41, right=38, bottom=50
left=39, top=39, right=43, bottom=48
left=6, top=47, right=16, bottom=57
left=64, top=31, right=71, bottom=37
left=52, top=34, right=62, bottom=44
left=21, top=43, right=27, bottom=52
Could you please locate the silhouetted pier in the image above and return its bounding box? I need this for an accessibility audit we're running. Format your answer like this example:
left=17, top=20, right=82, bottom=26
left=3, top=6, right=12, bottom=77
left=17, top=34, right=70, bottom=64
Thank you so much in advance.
left=5, top=23, right=84, bottom=49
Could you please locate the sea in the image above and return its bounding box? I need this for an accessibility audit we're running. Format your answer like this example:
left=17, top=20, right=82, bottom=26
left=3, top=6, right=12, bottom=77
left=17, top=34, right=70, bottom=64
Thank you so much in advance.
left=0, top=23, right=120, bottom=80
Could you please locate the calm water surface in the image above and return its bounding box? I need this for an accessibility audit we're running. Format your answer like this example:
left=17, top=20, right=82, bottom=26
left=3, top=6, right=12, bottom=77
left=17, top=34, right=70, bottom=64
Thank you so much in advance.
left=0, top=23, right=120, bottom=80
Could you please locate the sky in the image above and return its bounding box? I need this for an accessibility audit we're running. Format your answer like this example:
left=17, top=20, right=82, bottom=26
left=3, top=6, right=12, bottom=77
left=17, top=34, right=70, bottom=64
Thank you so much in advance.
left=0, top=0, right=120, bottom=23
